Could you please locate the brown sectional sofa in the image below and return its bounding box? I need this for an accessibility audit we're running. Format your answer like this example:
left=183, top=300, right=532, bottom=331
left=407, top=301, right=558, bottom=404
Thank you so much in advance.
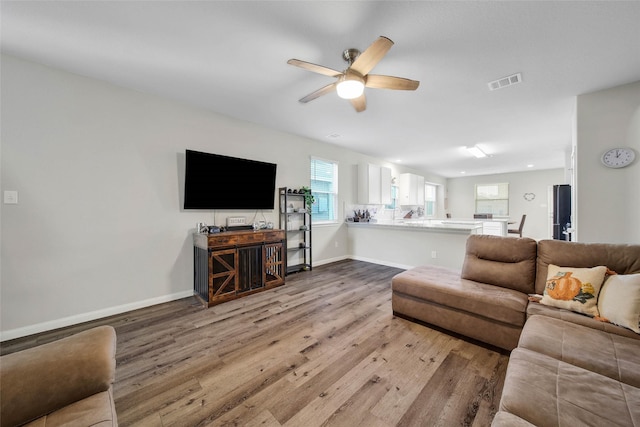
left=496, top=314, right=640, bottom=426
left=392, top=235, right=640, bottom=427
left=0, top=326, right=118, bottom=427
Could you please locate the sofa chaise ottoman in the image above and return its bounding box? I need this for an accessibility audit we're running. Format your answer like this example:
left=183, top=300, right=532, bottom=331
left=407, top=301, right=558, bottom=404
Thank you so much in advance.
left=392, top=235, right=538, bottom=350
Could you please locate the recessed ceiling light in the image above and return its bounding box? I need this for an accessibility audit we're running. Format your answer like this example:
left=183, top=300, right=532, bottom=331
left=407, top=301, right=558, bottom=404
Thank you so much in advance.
left=460, top=171, right=466, bottom=174
left=466, top=146, right=488, bottom=158
left=527, top=164, right=534, bottom=168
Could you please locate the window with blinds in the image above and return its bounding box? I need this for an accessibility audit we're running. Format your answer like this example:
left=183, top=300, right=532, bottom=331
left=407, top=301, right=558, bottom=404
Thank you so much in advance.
left=475, top=183, right=509, bottom=216
left=425, top=183, right=437, bottom=217
left=310, top=157, right=338, bottom=223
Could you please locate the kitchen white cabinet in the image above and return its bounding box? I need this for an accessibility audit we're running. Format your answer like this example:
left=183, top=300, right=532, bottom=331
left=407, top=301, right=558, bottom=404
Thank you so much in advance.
left=399, top=173, right=425, bottom=206
left=358, top=163, right=392, bottom=204
left=481, top=221, right=507, bottom=236
left=380, top=166, right=391, bottom=204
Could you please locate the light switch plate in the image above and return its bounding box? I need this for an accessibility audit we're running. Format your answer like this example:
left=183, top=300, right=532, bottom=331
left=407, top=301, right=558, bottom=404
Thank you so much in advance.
left=4, top=190, right=18, bottom=204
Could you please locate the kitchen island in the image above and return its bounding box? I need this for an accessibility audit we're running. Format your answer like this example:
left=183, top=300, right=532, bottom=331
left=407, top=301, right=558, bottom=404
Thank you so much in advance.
left=346, top=219, right=485, bottom=270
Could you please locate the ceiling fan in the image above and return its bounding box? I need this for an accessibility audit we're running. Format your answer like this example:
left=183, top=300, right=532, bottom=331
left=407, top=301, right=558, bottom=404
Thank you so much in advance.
left=287, top=36, right=420, bottom=113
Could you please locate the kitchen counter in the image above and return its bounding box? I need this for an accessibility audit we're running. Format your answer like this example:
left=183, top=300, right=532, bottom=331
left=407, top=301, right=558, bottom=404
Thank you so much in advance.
left=346, top=219, right=485, bottom=270
left=345, top=218, right=511, bottom=269
left=345, top=218, right=484, bottom=234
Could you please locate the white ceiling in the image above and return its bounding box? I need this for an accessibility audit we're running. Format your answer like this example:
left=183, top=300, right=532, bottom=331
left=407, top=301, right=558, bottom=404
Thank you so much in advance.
left=2, top=1, right=640, bottom=177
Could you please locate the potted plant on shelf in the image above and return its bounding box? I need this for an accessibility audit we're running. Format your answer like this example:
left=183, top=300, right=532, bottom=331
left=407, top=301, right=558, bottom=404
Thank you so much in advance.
left=299, top=186, right=315, bottom=214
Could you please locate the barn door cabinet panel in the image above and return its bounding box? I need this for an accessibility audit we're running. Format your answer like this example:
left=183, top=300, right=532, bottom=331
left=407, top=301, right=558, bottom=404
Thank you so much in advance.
left=193, top=229, right=285, bottom=307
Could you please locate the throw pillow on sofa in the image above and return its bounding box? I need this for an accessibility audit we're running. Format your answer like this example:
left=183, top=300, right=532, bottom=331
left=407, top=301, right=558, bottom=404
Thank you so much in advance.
left=597, top=273, right=640, bottom=333
left=540, top=265, right=607, bottom=317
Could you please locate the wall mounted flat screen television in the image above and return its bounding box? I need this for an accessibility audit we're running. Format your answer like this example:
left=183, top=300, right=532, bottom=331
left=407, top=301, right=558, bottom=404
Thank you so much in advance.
left=184, top=149, right=277, bottom=210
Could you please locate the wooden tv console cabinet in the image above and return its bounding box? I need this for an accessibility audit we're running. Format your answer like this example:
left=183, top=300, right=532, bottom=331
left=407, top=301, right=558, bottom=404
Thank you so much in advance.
left=193, top=229, right=285, bottom=307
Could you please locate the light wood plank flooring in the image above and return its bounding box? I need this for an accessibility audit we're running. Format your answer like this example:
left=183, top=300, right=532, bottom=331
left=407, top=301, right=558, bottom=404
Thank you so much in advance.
left=1, top=260, right=509, bottom=426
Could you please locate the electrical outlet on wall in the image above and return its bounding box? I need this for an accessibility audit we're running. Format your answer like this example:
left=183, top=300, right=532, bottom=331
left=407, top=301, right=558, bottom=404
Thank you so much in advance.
left=431, top=250, right=437, bottom=259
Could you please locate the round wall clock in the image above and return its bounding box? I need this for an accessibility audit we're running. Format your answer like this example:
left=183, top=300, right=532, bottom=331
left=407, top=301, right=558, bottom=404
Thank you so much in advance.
left=601, top=147, right=636, bottom=168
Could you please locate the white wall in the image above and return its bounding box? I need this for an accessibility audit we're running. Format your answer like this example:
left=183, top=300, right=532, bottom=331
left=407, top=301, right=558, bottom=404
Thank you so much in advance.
left=446, top=169, right=566, bottom=240
left=4, top=54, right=635, bottom=340
left=0, top=55, right=442, bottom=339
left=575, top=81, right=640, bottom=243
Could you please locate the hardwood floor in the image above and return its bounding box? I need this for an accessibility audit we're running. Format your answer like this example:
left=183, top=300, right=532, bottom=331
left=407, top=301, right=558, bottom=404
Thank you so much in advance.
left=1, top=260, right=509, bottom=426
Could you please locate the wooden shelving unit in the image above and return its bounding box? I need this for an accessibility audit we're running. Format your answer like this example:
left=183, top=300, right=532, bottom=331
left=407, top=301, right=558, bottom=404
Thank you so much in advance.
left=278, top=187, right=312, bottom=274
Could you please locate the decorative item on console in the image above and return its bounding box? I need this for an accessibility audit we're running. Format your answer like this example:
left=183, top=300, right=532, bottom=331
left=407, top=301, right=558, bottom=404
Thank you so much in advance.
left=252, top=221, right=274, bottom=230
left=196, top=223, right=223, bottom=233
left=287, top=187, right=316, bottom=213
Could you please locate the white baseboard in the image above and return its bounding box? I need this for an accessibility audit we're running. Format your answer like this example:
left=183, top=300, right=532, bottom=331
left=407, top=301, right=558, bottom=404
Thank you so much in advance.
left=314, top=255, right=349, bottom=266
left=347, top=255, right=413, bottom=271
left=1, top=258, right=407, bottom=342
left=316, top=255, right=412, bottom=270
left=0, top=290, right=194, bottom=342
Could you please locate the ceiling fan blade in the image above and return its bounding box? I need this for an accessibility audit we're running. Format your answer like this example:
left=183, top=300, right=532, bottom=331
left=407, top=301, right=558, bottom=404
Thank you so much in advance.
left=366, top=74, right=420, bottom=91
left=287, top=59, right=342, bottom=77
left=350, top=36, right=394, bottom=76
left=299, top=82, right=337, bottom=103
left=350, top=94, right=366, bottom=113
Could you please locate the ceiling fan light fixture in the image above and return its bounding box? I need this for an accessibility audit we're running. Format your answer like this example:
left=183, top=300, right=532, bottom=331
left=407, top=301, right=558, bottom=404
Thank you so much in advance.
left=336, top=76, right=365, bottom=99
left=288, top=36, right=418, bottom=111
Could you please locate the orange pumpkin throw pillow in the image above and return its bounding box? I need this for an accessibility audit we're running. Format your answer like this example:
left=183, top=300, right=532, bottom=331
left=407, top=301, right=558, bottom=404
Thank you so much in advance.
left=540, top=265, right=607, bottom=317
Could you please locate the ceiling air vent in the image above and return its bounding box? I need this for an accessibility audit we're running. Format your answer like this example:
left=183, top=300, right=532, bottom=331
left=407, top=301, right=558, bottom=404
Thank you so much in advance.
left=488, top=73, right=522, bottom=91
